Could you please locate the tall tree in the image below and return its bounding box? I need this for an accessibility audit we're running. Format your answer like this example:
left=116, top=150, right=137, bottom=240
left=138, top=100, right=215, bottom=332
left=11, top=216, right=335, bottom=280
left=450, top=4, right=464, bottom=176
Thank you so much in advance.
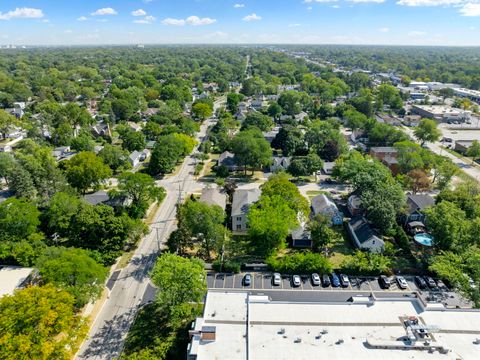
left=414, top=118, right=441, bottom=146
left=0, top=198, right=40, bottom=241
left=64, top=152, right=112, bottom=194
left=466, top=140, right=480, bottom=164
left=231, top=128, right=272, bottom=174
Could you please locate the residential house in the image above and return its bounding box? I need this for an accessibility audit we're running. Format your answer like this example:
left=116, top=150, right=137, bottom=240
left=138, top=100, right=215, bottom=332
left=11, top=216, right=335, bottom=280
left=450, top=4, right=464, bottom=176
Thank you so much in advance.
left=251, top=96, right=268, bottom=110
left=403, top=115, right=421, bottom=127
left=369, top=146, right=399, bottom=175
left=347, top=217, right=385, bottom=253
left=128, top=122, right=142, bottom=132
left=347, top=195, right=363, bottom=216
left=13, top=102, right=26, bottom=118
left=83, top=190, right=131, bottom=208
left=375, top=114, right=401, bottom=126
left=263, top=126, right=280, bottom=144
left=270, top=156, right=290, bottom=173
left=311, top=194, right=343, bottom=225
left=146, top=140, right=157, bottom=150
left=231, top=187, right=261, bottom=233
left=294, top=111, right=308, bottom=122
left=129, top=150, right=143, bottom=168
left=0, top=266, right=35, bottom=298
left=218, top=151, right=239, bottom=172
left=52, top=146, right=72, bottom=161
left=291, top=222, right=312, bottom=248
left=91, top=122, right=110, bottom=138
left=322, top=162, right=335, bottom=175
left=402, top=194, right=435, bottom=228
left=199, top=187, right=227, bottom=211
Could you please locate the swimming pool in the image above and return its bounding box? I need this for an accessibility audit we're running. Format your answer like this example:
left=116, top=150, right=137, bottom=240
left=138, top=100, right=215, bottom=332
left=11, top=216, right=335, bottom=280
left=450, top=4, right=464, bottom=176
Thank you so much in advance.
left=414, top=233, right=434, bottom=247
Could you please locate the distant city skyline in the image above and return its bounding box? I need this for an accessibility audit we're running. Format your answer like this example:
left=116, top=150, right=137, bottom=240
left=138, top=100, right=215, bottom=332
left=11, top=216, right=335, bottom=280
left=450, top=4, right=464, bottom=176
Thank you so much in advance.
left=0, top=0, right=479, bottom=46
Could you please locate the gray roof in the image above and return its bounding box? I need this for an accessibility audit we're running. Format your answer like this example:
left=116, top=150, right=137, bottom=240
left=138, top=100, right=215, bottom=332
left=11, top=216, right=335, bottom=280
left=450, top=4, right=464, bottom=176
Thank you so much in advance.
left=83, top=190, right=110, bottom=206
left=407, top=194, right=435, bottom=214
left=311, top=194, right=337, bottom=215
left=129, top=150, right=142, bottom=162
left=218, top=151, right=236, bottom=168
left=271, top=156, right=291, bottom=168
left=200, top=188, right=227, bottom=210
left=348, top=217, right=382, bottom=245
left=370, top=146, right=398, bottom=153
left=231, top=188, right=261, bottom=217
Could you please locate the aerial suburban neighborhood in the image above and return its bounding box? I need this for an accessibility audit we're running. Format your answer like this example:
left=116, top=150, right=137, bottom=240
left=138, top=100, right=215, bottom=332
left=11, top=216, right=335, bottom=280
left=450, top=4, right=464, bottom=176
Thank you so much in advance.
left=1, top=2, right=480, bottom=360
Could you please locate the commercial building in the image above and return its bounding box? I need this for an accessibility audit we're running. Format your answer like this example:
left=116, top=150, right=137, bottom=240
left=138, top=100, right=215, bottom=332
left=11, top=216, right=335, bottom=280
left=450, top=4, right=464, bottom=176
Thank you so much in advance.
left=453, top=88, right=480, bottom=104
left=411, top=105, right=471, bottom=123
left=187, top=291, right=480, bottom=360
left=0, top=266, right=35, bottom=297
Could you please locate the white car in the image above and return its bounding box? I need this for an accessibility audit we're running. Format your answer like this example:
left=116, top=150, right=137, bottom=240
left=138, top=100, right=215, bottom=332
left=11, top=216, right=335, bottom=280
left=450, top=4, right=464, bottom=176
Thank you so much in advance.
left=292, top=275, right=301, bottom=287
left=272, top=273, right=281, bottom=286
left=311, top=273, right=321, bottom=286
left=396, top=276, right=408, bottom=289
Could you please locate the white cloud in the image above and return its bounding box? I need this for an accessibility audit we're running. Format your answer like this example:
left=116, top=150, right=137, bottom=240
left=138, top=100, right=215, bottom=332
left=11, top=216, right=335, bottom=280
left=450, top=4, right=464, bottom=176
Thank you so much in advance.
left=134, top=15, right=156, bottom=24
left=288, top=23, right=302, bottom=27
left=396, top=0, right=463, bottom=6
left=64, top=29, right=73, bottom=34
left=408, top=30, right=426, bottom=36
left=77, top=16, right=88, bottom=21
left=162, top=18, right=185, bottom=26
left=0, top=7, right=44, bottom=20
left=307, top=6, right=313, bottom=10
left=161, top=16, right=216, bottom=26
left=348, top=0, right=385, bottom=3
left=459, top=3, right=480, bottom=16
left=91, top=8, right=117, bottom=16
left=132, top=9, right=147, bottom=17
left=42, top=19, right=50, bottom=23
left=379, top=27, right=390, bottom=32
left=243, top=13, right=262, bottom=21
left=304, top=0, right=338, bottom=3
left=331, top=4, right=341, bottom=7
left=234, top=4, right=245, bottom=8
left=186, top=16, right=216, bottom=25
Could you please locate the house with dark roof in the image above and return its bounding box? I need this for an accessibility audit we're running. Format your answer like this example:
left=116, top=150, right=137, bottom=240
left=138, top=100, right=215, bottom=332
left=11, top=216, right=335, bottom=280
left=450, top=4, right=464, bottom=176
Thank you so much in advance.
left=83, top=190, right=131, bottom=208
left=402, top=194, right=435, bottom=227
left=311, top=194, right=343, bottom=225
left=231, top=187, right=261, bottom=233
left=200, top=188, right=226, bottom=211
left=291, top=223, right=312, bottom=248
left=218, top=151, right=239, bottom=172
left=347, top=217, right=385, bottom=253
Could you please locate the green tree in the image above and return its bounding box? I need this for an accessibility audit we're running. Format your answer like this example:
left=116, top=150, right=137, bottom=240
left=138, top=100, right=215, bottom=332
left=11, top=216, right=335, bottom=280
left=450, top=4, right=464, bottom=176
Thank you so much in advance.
left=150, top=254, right=206, bottom=313
left=248, top=195, right=298, bottom=256
left=0, top=285, right=87, bottom=359
left=466, top=140, right=480, bottom=164
left=71, top=133, right=95, bottom=152
left=116, top=172, right=166, bottom=219
left=64, top=152, right=112, bottom=194
left=122, top=131, right=147, bottom=152
left=424, top=201, right=467, bottom=250
left=231, top=128, right=272, bottom=174
left=0, top=198, right=41, bottom=241
left=36, top=247, right=108, bottom=308
left=266, top=253, right=332, bottom=274
left=308, top=214, right=340, bottom=252
left=98, top=144, right=131, bottom=172
left=0, top=152, right=16, bottom=185
left=192, top=102, right=213, bottom=121
left=242, top=112, right=274, bottom=132
left=341, top=250, right=391, bottom=275
left=414, top=118, right=441, bottom=146
left=226, top=93, right=243, bottom=113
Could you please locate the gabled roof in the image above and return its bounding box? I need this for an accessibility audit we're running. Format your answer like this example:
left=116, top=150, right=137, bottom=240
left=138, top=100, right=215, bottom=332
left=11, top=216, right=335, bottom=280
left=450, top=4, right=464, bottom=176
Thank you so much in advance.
left=271, top=156, right=291, bottom=168
left=348, top=217, right=383, bottom=245
left=129, top=150, right=142, bottom=162
left=311, top=194, right=337, bottom=215
left=83, top=190, right=110, bottom=206
left=231, top=188, right=261, bottom=217
left=370, top=146, right=398, bottom=153
left=200, top=188, right=227, bottom=210
left=406, top=194, right=435, bottom=214
left=218, top=151, right=236, bottom=168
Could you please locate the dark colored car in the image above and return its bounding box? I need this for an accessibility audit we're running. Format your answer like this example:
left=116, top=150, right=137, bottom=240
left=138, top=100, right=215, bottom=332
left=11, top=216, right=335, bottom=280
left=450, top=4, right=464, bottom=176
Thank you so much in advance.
left=415, top=276, right=427, bottom=289
left=322, top=274, right=331, bottom=287
left=243, top=273, right=252, bottom=286
left=331, top=273, right=340, bottom=287
left=424, top=276, right=437, bottom=289
left=379, top=275, right=391, bottom=289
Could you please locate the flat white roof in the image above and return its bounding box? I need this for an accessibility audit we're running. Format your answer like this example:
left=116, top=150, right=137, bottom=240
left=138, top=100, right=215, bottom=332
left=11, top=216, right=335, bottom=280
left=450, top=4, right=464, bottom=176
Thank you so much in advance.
left=191, top=291, right=480, bottom=360
left=0, top=266, right=34, bottom=297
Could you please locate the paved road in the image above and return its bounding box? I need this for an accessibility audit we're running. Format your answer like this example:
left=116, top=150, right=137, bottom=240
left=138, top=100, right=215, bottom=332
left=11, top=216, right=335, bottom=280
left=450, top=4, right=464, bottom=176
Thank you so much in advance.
left=76, top=99, right=224, bottom=360
left=402, top=126, right=480, bottom=181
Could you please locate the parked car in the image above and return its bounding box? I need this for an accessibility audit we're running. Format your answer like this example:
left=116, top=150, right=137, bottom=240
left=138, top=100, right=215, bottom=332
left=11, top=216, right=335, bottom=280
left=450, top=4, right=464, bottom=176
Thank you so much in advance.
left=339, top=274, right=350, bottom=287
left=331, top=273, right=340, bottom=287
left=396, top=276, right=408, bottom=290
left=272, top=272, right=281, bottom=286
left=322, top=274, right=331, bottom=287
left=424, top=276, right=437, bottom=289
left=311, top=273, right=321, bottom=286
left=379, top=275, right=391, bottom=289
left=292, top=275, right=301, bottom=287
left=415, top=276, right=427, bottom=289
left=243, top=273, right=252, bottom=286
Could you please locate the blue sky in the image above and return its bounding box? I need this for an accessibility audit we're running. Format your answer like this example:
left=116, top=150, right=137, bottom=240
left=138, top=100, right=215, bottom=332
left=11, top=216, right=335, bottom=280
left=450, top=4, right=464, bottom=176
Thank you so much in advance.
left=0, top=0, right=479, bottom=45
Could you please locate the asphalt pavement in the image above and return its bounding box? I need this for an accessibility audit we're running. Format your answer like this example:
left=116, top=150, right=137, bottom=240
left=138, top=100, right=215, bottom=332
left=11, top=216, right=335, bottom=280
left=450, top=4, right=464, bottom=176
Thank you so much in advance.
left=75, top=99, right=224, bottom=360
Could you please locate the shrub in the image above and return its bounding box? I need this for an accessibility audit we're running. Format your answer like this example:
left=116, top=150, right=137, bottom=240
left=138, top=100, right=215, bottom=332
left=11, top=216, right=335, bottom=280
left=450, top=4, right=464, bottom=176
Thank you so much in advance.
left=212, top=259, right=241, bottom=273
left=340, top=250, right=391, bottom=275
left=266, top=253, right=332, bottom=274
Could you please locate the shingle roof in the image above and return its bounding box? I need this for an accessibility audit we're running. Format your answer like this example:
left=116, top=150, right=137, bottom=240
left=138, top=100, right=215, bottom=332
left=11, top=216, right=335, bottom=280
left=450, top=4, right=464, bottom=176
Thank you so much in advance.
left=348, top=217, right=382, bottom=245
left=407, top=194, right=435, bottom=214
left=311, top=194, right=337, bottom=215
left=218, top=151, right=236, bottom=168
left=200, top=188, right=227, bottom=210
left=231, top=188, right=261, bottom=216
left=83, top=190, right=110, bottom=206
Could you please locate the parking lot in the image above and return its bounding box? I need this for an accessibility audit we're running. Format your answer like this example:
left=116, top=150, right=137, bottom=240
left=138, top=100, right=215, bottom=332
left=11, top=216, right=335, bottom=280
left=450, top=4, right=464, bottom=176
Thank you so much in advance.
left=207, top=272, right=432, bottom=293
